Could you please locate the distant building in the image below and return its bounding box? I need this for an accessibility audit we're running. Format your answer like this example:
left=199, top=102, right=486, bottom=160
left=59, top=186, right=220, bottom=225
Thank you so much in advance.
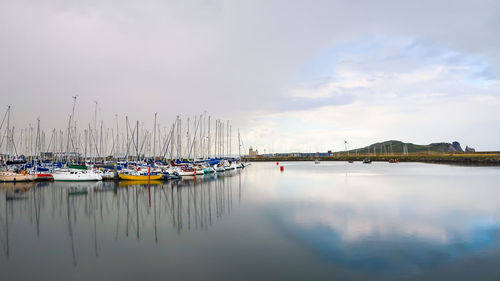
left=249, top=147, right=259, bottom=156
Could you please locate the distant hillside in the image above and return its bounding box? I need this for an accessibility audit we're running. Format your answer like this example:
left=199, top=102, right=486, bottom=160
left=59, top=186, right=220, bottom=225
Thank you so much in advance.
left=344, top=140, right=465, bottom=154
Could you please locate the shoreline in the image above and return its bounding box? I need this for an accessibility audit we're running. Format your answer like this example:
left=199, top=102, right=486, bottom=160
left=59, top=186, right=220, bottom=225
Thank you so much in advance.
left=243, top=154, right=500, bottom=166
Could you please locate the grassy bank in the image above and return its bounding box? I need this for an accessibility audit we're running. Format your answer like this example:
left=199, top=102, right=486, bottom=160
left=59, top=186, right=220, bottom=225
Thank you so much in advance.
left=243, top=153, right=500, bottom=165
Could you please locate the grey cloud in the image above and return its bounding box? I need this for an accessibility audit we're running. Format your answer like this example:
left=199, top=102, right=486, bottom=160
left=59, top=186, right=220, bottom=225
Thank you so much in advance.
left=0, top=0, right=499, bottom=136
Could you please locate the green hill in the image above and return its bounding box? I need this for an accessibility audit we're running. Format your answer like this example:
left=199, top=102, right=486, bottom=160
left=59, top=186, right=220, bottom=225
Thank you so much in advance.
left=345, top=140, right=464, bottom=154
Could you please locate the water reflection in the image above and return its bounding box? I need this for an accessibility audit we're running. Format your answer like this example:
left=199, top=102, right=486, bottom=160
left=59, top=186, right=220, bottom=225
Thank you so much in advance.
left=0, top=169, right=245, bottom=265
left=274, top=205, right=500, bottom=272
left=257, top=162, right=500, bottom=273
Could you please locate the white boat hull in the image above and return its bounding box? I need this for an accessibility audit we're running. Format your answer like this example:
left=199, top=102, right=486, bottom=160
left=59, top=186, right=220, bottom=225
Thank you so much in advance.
left=53, top=170, right=102, bottom=181
left=179, top=171, right=195, bottom=176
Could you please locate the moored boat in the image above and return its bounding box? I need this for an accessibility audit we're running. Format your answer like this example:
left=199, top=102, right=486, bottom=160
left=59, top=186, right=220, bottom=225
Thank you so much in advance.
left=203, top=166, right=216, bottom=174
left=178, top=166, right=203, bottom=176
left=163, top=171, right=181, bottom=180
left=52, top=169, right=103, bottom=181
left=119, top=169, right=163, bottom=181
left=99, top=170, right=116, bottom=180
left=0, top=171, right=36, bottom=182
left=36, top=173, right=54, bottom=181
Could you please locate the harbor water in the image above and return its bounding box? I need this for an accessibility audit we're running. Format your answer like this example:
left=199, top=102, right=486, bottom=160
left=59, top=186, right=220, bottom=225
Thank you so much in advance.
left=1, top=162, right=500, bottom=280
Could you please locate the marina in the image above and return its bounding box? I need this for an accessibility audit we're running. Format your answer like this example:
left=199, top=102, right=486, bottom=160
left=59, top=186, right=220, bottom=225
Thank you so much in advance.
left=0, top=104, right=247, bottom=183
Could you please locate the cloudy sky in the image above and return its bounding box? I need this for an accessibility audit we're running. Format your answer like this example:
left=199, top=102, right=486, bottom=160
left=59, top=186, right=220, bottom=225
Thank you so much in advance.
left=1, top=0, right=499, bottom=152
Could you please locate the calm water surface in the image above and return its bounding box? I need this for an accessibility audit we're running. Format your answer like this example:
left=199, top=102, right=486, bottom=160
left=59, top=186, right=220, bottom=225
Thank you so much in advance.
left=1, top=162, right=500, bottom=280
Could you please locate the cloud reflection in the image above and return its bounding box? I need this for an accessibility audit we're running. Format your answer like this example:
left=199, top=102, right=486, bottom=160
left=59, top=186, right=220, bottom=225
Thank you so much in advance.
left=260, top=163, right=500, bottom=272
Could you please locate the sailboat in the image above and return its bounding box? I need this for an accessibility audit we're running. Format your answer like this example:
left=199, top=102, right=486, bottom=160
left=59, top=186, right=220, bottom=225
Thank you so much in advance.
left=203, top=165, right=216, bottom=174
left=96, top=169, right=116, bottom=180
left=0, top=106, right=36, bottom=182
left=215, top=164, right=226, bottom=172
left=178, top=166, right=203, bottom=176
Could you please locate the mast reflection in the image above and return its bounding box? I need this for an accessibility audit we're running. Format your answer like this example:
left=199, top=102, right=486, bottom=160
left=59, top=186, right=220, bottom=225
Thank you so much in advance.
left=0, top=169, right=246, bottom=265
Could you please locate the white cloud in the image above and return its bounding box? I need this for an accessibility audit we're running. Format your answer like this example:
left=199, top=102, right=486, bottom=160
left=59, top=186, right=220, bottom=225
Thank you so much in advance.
left=242, top=40, right=500, bottom=152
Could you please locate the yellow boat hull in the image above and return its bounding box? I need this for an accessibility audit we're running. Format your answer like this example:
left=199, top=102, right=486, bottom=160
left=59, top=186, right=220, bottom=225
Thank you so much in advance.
left=119, top=180, right=163, bottom=187
left=119, top=174, right=163, bottom=181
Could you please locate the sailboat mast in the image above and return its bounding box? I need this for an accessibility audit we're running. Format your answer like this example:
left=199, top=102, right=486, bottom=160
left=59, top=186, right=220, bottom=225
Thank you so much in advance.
left=238, top=128, right=241, bottom=158
left=193, top=116, right=197, bottom=159
left=6, top=105, right=10, bottom=158
left=84, top=128, right=88, bottom=161
left=216, top=120, right=219, bottom=158
left=94, top=100, right=98, bottom=161
left=136, top=120, right=139, bottom=161
left=178, top=117, right=181, bottom=160
left=226, top=120, right=229, bottom=158
left=203, top=112, right=207, bottom=159
left=34, top=118, right=40, bottom=170
left=126, top=116, right=129, bottom=161
left=214, top=120, right=217, bottom=158
left=187, top=117, right=190, bottom=160
left=66, top=96, right=77, bottom=163
left=115, top=114, right=119, bottom=160
left=153, top=113, right=157, bottom=162
left=208, top=116, right=211, bottom=159
left=100, top=121, right=103, bottom=161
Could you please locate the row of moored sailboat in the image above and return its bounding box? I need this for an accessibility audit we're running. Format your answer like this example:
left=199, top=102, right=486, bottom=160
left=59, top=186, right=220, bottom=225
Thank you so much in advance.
left=0, top=159, right=247, bottom=182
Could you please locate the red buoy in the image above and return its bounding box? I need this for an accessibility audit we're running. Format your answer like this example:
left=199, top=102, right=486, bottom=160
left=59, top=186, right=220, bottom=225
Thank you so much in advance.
left=280, top=166, right=284, bottom=171
left=276, top=162, right=279, bottom=165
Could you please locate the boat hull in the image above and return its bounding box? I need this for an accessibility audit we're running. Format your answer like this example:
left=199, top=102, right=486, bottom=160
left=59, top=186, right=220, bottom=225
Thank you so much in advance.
left=0, top=173, right=36, bottom=182
left=53, top=173, right=102, bottom=181
left=179, top=171, right=195, bottom=176
left=101, top=172, right=116, bottom=180
left=36, top=174, right=54, bottom=181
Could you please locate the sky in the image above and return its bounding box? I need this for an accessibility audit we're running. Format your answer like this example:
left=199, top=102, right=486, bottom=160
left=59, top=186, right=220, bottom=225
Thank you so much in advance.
left=1, top=0, right=499, bottom=153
